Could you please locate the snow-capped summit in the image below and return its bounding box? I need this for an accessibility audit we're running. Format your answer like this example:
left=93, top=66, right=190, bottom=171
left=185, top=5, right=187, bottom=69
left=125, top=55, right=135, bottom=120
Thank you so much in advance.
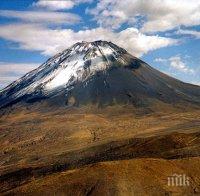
left=43, top=40, right=128, bottom=91
left=0, top=40, right=200, bottom=109
left=1, top=41, right=128, bottom=97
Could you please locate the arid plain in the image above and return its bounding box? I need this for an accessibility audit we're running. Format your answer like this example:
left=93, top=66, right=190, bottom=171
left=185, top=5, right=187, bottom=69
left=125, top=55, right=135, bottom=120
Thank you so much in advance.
left=1, top=102, right=200, bottom=195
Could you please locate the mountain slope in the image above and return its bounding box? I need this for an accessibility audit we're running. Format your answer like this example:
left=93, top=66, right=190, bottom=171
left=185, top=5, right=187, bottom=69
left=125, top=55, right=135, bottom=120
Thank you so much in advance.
left=0, top=40, right=200, bottom=109
left=1, top=41, right=200, bottom=195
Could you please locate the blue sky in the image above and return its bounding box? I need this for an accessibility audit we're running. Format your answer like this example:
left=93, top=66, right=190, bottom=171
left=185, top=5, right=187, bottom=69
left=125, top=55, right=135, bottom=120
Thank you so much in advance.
left=0, top=0, right=200, bottom=89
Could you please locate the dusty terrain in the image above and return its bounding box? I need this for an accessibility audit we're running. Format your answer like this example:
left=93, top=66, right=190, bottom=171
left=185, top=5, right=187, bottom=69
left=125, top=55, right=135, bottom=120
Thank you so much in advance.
left=0, top=103, right=200, bottom=195
left=4, top=158, right=200, bottom=196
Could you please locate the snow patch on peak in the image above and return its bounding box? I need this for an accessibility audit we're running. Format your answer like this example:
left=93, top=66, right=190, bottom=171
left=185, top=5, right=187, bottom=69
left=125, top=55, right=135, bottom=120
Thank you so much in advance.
left=0, top=41, right=129, bottom=101
left=43, top=40, right=127, bottom=91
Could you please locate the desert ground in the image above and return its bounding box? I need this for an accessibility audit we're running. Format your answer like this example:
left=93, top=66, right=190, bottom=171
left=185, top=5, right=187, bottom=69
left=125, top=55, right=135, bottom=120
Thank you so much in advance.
left=0, top=103, right=200, bottom=195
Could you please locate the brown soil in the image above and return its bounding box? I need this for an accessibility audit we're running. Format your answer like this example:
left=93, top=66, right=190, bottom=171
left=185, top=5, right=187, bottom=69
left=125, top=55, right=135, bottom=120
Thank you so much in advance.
left=0, top=105, right=200, bottom=195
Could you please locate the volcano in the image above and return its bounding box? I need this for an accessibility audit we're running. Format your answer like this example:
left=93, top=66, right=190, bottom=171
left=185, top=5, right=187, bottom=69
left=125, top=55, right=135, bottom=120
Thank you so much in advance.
left=0, top=40, right=200, bottom=109
left=1, top=41, right=200, bottom=195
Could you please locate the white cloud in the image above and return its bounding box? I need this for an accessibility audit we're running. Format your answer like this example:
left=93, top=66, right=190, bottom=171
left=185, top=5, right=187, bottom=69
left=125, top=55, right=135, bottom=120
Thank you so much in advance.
left=169, top=56, right=193, bottom=73
left=0, top=62, right=39, bottom=89
left=176, top=29, right=200, bottom=39
left=0, top=10, right=81, bottom=25
left=88, top=0, right=200, bottom=32
left=33, top=0, right=74, bottom=10
left=154, top=56, right=194, bottom=73
left=33, top=0, right=93, bottom=10
left=0, top=24, right=177, bottom=57
left=154, top=58, right=167, bottom=63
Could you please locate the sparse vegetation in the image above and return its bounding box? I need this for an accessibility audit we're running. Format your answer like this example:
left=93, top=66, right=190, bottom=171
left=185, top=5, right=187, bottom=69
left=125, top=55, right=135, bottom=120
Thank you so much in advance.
left=0, top=105, right=200, bottom=195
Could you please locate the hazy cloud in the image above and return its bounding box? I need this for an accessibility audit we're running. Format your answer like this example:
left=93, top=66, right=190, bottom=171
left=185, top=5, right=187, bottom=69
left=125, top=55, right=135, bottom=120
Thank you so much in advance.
left=176, top=29, right=200, bottom=39
left=0, top=62, right=39, bottom=89
left=169, top=56, right=194, bottom=73
left=33, top=0, right=93, bottom=10
left=0, top=10, right=81, bottom=25
left=154, top=56, right=194, bottom=73
left=154, top=58, right=167, bottom=63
